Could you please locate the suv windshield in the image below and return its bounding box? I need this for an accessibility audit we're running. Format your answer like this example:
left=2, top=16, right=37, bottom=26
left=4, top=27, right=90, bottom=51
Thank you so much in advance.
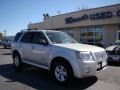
left=46, top=31, right=77, bottom=44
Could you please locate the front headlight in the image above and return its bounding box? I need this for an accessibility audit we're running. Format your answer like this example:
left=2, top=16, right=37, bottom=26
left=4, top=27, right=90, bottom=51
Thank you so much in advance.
left=76, top=51, right=93, bottom=61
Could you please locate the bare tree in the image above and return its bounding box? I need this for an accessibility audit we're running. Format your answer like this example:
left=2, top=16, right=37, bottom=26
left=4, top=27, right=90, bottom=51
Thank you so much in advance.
left=0, top=32, right=3, bottom=40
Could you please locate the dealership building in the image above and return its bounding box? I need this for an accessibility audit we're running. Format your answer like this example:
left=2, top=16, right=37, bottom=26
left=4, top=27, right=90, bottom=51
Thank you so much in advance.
left=28, top=4, right=120, bottom=47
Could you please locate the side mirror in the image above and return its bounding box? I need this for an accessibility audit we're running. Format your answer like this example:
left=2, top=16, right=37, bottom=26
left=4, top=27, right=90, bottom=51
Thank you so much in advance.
left=38, top=39, right=48, bottom=45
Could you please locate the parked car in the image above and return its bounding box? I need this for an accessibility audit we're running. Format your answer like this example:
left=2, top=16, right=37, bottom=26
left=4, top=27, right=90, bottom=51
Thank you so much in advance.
left=11, top=30, right=107, bottom=84
left=106, top=40, right=120, bottom=62
left=2, top=38, right=13, bottom=48
left=1, top=39, right=5, bottom=46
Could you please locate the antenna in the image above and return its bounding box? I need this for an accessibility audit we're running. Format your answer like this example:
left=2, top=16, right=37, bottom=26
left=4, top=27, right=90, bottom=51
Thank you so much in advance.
left=4, top=30, right=7, bottom=37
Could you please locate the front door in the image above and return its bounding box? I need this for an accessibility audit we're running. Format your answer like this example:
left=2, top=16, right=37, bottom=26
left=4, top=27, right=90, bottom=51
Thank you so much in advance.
left=32, top=32, right=50, bottom=67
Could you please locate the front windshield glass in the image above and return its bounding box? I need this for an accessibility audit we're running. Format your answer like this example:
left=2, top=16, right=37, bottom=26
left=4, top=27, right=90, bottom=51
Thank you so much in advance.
left=46, top=31, right=77, bottom=44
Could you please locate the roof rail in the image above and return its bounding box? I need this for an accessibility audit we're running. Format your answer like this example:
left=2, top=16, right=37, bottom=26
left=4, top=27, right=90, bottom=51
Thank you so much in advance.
left=20, top=28, right=38, bottom=32
left=28, top=28, right=38, bottom=30
left=20, top=29, right=28, bottom=32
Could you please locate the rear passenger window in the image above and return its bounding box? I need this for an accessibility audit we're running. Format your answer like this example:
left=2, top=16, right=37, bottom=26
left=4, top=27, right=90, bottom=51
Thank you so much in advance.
left=14, top=33, right=22, bottom=42
left=20, top=32, right=33, bottom=43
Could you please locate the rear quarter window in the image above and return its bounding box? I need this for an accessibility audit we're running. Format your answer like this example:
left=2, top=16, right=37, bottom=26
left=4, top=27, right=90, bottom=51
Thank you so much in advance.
left=14, top=33, right=23, bottom=42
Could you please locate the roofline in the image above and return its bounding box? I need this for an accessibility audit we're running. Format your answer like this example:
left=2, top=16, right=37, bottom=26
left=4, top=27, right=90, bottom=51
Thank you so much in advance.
left=20, top=29, right=61, bottom=32
left=28, top=3, right=120, bottom=25
left=48, top=3, right=120, bottom=18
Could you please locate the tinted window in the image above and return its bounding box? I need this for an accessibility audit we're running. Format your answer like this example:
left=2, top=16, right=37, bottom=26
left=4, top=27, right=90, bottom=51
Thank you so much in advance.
left=14, top=33, right=22, bottom=42
left=33, top=32, right=47, bottom=44
left=21, top=32, right=33, bottom=43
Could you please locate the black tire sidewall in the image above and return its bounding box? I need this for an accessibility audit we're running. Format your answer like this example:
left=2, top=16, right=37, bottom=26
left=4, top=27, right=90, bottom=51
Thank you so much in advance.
left=13, top=53, right=23, bottom=70
left=4, top=46, right=6, bottom=49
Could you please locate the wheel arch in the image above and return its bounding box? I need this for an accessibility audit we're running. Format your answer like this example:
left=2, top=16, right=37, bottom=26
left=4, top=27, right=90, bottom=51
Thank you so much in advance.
left=12, top=50, right=21, bottom=58
left=49, top=57, right=74, bottom=75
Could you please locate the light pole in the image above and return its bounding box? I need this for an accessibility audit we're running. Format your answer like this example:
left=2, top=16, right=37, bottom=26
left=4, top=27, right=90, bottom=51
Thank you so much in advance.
left=4, top=30, right=7, bottom=37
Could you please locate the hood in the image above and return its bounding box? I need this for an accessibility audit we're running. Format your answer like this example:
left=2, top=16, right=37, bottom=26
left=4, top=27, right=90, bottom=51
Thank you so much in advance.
left=106, top=45, right=120, bottom=51
left=54, top=43, right=105, bottom=52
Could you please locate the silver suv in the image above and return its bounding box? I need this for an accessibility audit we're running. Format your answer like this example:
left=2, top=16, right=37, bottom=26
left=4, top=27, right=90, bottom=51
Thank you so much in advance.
left=11, top=30, right=107, bottom=84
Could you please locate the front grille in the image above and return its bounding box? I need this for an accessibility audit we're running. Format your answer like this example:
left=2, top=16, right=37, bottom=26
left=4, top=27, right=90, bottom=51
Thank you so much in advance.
left=94, top=51, right=107, bottom=61
left=96, top=61, right=106, bottom=71
left=97, top=64, right=106, bottom=71
left=107, top=51, right=120, bottom=55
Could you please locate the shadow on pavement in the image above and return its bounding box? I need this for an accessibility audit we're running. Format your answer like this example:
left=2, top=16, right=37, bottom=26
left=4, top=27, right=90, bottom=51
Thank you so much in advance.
left=0, top=64, right=97, bottom=90
left=0, top=53, right=11, bottom=55
left=107, top=61, right=120, bottom=67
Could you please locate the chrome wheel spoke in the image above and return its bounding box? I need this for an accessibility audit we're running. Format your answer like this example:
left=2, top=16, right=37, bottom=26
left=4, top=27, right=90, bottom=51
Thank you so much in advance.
left=14, top=56, right=19, bottom=67
left=55, top=65, right=67, bottom=82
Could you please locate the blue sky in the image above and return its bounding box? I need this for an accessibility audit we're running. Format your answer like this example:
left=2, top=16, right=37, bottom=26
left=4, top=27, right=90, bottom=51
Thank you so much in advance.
left=0, top=0, right=120, bottom=36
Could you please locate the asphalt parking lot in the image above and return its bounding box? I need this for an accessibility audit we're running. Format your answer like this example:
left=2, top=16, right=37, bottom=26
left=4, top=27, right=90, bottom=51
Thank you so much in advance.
left=0, top=47, right=120, bottom=90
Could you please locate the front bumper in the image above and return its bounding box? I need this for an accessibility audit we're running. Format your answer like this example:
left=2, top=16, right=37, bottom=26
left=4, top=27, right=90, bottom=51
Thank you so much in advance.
left=75, top=60, right=107, bottom=78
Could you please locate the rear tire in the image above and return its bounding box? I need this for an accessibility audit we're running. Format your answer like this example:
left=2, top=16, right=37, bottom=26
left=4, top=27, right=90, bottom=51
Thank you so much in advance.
left=50, top=61, right=74, bottom=85
left=13, top=53, right=23, bottom=71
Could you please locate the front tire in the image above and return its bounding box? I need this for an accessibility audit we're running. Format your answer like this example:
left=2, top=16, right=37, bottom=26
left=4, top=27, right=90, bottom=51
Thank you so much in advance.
left=51, top=61, right=74, bottom=85
left=13, top=53, right=23, bottom=71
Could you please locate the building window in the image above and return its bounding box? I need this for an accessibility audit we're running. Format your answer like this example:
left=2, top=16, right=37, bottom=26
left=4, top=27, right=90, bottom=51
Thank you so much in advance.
left=87, top=27, right=95, bottom=44
left=80, top=28, right=87, bottom=43
left=117, top=24, right=120, bottom=40
left=95, top=27, right=103, bottom=43
left=118, top=25, right=120, bottom=31
left=80, top=26, right=103, bottom=47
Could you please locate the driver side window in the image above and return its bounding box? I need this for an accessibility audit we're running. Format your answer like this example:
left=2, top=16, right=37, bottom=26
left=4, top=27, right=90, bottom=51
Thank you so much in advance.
left=33, top=32, right=47, bottom=44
